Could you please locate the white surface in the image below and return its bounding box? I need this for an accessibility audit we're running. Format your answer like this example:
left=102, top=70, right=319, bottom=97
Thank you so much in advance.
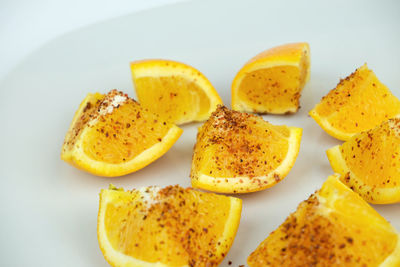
left=1, top=0, right=400, bottom=266
left=0, top=0, right=186, bottom=81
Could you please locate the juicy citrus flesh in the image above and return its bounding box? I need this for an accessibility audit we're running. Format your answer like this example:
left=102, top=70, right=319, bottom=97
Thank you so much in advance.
left=98, top=185, right=242, bottom=267
left=327, top=118, right=400, bottom=204
left=309, top=64, right=400, bottom=141
left=248, top=175, right=400, bottom=267
left=61, top=90, right=183, bottom=177
left=131, top=59, right=223, bottom=125
left=62, top=92, right=105, bottom=153
left=237, top=66, right=303, bottom=113
left=190, top=106, right=302, bottom=193
left=232, top=42, right=310, bottom=114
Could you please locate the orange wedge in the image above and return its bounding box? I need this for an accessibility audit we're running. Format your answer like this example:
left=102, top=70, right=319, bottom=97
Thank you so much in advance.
left=130, top=59, right=223, bottom=125
left=61, top=90, right=182, bottom=177
left=190, top=106, right=302, bottom=193
left=310, top=64, right=400, bottom=141
left=97, top=184, right=242, bottom=266
left=327, top=118, right=400, bottom=204
left=248, top=174, right=400, bottom=266
left=232, top=42, right=310, bottom=114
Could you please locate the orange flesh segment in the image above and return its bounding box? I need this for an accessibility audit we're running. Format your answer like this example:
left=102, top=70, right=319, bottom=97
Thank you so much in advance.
left=192, top=106, right=290, bottom=179
left=82, top=100, right=171, bottom=164
left=341, top=119, right=400, bottom=189
left=135, top=76, right=211, bottom=124
left=248, top=175, right=399, bottom=266
left=313, top=64, right=400, bottom=134
left=232, top=42, right=310, bottom=114
left=237, top=65, right=303, bottom=113
left=103, top=186, right=237, bottom=266
left=62, top=93, right=104, bottom=153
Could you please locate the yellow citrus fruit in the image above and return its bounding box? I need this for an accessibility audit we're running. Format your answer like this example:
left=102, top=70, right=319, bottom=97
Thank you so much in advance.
left=97, top=184, right=242, bottom=266
left=61, top=90, right=182, bottom=177
left=231, top=42, right=310, bottom=114
left=130, top=59, right=223, bottom=125
left=190, top=105, right=302, bottom=193
left=327, top=118, right=400, bottom=204
left=309, top=64, right=400, bottom=141
left=248, top=174, right=400, bottom=267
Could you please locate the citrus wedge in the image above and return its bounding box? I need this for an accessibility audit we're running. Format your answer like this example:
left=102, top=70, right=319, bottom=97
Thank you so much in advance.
left=190, top=105, right=302, bottom=193
left=61, top=90, right=182, bottom=177
left=97, top=184, right=242, bottom=266
left=310, top=64, right=400, bottom=141
left=248, top=174, right=400, bottom=266
left=327, top=118, right=400, bottom=204
left=130, top=59, right=223, bottom=125
left=231, top=42, right=310, bottom=114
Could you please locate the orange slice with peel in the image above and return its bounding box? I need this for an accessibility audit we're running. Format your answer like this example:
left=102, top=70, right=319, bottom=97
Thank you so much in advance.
left=231, top=42, right=310, bottom=114
left=97, top=184, right=242, bottom=266
left=61, top=90, right=182, bottom=177
left=248, top=174, right=400, bottom=266
left=130, top=59, right=223, bottom=125
left=310, top=64, right=400, bottom=141
left=190, top=105, right=302, bottom=193
left=327, top=118, right=400, bottom=204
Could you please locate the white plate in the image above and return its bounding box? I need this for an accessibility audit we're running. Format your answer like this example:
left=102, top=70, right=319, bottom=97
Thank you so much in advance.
left=1, top=0, right=400, bottom=266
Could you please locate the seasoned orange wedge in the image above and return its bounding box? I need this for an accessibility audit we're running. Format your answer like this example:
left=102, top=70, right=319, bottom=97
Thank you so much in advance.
left=248, top=175, right=400, bottom=266
left=327, top=118, right=400, bottom=204
left=131, top=59, right=223, bottom=125
left=97, top=184, right=242, bottom=266
left=191, top=106, right=302, bottom=193
left=232, top=42, right=310, bottom=114
left=310, top=64, right=400, bottom=141
left=61, top=90, right=182, bottom=177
